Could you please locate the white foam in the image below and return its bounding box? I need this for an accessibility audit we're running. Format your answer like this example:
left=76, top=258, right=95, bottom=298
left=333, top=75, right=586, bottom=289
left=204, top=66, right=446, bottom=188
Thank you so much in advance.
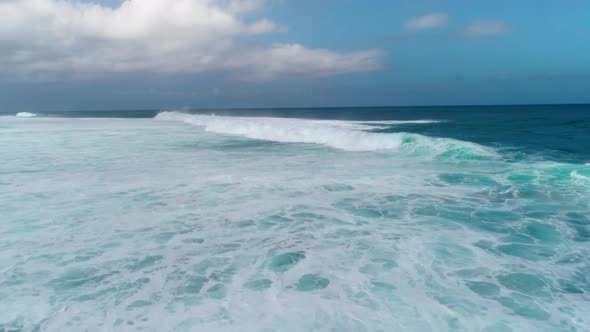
left=2, top=116, right=589, bottom=331
left=156, top=112, right=407, bottom=151
left=16, top=112, right=37, bottom=117
left=155, top=112, right=482, bottom=156
left=571, top=171, right=590, bottom=182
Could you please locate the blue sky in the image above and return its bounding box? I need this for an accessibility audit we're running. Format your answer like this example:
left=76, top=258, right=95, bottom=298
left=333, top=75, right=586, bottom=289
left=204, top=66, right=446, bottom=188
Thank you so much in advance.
left=1, top=0, right=589, bottom=111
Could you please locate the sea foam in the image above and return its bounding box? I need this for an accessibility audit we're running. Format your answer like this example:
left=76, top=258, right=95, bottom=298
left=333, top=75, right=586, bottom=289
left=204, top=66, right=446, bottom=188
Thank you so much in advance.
left=1, top=115, right=589, bottom=331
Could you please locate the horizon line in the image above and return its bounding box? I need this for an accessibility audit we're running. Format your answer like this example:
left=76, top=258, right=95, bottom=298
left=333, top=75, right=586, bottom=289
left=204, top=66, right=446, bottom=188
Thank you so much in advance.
left=3, top=102, right=590, bottom=114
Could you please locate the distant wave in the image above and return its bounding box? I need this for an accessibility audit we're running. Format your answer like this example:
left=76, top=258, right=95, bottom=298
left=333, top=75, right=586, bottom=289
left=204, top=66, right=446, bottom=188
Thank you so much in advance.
left=155, top=111, right=492, bottom=158
left=16, top=112, right=37, bottom=117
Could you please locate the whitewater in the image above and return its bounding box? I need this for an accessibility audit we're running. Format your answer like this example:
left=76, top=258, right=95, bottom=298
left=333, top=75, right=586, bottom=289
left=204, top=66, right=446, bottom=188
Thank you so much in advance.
left=1, top=111, right=589, bottom=331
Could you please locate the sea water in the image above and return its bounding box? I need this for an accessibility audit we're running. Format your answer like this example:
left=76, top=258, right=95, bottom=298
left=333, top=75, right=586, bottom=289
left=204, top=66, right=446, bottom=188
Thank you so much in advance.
left=0, top=106, right=589, bottom=331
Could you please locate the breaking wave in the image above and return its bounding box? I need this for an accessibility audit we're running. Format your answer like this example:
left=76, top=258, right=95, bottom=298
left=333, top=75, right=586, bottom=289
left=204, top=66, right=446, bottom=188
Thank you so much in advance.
left=155, top=111, right=495, bottom=158
left=16, top=112, right=37, bottom=117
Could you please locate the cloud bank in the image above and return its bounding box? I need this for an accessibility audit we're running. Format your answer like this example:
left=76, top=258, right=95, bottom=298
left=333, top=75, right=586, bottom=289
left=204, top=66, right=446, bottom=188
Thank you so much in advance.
left=405, top=13, right=448, bottom=30
left=0, top=0, right=382, bottom=81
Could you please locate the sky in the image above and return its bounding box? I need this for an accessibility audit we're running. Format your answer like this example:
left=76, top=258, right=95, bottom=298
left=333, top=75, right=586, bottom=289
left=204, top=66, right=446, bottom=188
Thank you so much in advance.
left=1, top=0, right=590, bottom=111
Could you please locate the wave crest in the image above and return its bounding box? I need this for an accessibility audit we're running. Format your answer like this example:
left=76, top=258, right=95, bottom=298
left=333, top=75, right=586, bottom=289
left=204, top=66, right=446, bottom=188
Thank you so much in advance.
left=16, top=112, right=37, bottom=117
left=155, top=111, right=494, bottom=158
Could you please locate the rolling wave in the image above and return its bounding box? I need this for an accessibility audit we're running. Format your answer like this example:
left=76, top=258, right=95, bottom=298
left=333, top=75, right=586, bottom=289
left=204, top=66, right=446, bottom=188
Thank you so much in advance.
left=155, top=111, right=494, bottom=158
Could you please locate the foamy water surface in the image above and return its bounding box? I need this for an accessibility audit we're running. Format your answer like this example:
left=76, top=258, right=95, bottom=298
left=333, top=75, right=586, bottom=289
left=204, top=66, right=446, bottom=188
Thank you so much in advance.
left=1, top=112, right=589, bottom=331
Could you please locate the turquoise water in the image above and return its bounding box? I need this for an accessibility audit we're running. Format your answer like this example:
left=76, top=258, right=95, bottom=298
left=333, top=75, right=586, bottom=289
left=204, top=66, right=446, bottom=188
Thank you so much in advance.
left=1, top=108, right=589, bottom=331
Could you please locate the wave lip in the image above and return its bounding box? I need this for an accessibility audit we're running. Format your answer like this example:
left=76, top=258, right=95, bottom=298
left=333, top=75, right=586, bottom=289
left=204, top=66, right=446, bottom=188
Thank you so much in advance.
left=155, top=111, right=494, bottom=157
left=16, top=112, right=37, bottom=117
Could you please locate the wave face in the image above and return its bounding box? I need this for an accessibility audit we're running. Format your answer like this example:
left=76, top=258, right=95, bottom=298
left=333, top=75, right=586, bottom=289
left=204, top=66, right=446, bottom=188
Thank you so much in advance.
left=1, top=113, right=589, bottom=331
left=15, top=112, right=37, bottom=117
left=155, top=111, right=492, bottom=158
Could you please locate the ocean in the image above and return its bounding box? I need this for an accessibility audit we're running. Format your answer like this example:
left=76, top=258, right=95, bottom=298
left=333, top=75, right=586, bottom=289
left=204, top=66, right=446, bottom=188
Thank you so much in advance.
left=1, top=105, right=589, bottom=331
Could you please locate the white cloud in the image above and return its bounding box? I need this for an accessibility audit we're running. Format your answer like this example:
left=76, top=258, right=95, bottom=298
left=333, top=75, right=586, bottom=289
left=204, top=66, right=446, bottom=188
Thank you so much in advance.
left=464, top=20, right=510, bottom=37
left=405, top=13, right=448, bottom=30
left=0, top=0, right=382, bottom=81
left=227, top=44, right=383, bottom=81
